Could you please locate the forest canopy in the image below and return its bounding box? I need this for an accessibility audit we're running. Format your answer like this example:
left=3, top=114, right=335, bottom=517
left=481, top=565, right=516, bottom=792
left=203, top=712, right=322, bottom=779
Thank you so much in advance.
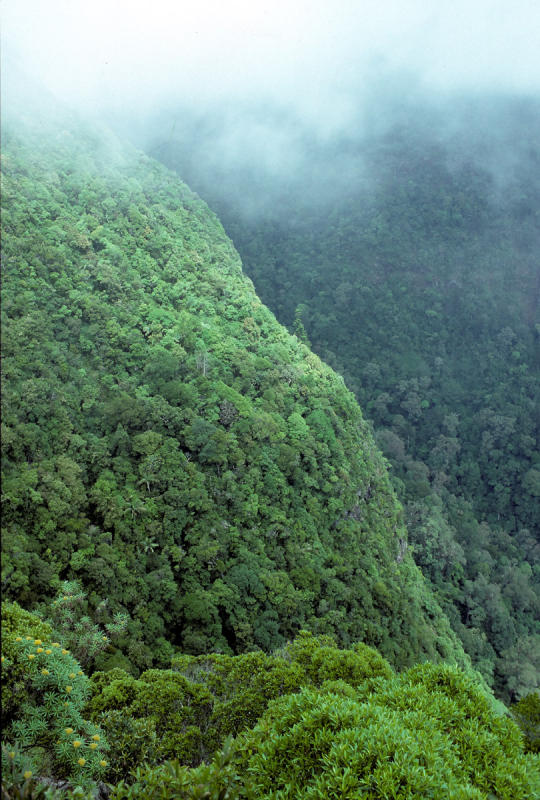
left=1, top=72, right=539, bottom=798
left=1, top=108, right=469, bottom=676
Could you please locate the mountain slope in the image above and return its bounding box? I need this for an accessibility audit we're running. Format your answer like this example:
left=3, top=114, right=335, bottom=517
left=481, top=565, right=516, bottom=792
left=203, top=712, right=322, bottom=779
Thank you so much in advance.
left=143, top=96, right=540, bottom=699
left=0, top=111, right=473, bottom=674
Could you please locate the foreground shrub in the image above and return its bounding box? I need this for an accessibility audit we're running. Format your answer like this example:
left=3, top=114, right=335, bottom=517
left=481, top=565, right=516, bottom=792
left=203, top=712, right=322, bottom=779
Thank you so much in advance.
left=236, top=663, right=539, bottom=799
left=86, top=668, right=215, bottom=776
left=110, top=737, right=242, bottom=800
left=87, top=632, right=390, bottom=782
left=282, top=629, right=393, bottom=686
left=1, top=602, right=108, bottom=791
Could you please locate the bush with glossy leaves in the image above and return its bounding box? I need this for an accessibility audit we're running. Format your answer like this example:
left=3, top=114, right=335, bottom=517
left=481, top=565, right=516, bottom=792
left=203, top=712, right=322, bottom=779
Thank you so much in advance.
left=235, top=663, right=539, bottom=799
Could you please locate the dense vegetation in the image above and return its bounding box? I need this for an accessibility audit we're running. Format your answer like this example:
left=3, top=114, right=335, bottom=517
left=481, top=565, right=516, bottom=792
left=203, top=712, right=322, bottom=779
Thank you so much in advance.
left=147, top=94, right=540, bottom=700
left=2, top=600, right=538, bottom=798
left=1, top=108, right=468, bottom=674
left=1, top=93, right=538, bottom=796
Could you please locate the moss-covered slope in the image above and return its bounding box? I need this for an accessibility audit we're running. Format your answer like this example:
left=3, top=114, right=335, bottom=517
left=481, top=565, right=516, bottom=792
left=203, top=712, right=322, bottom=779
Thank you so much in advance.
left=1, top=112, right=468, bottom=672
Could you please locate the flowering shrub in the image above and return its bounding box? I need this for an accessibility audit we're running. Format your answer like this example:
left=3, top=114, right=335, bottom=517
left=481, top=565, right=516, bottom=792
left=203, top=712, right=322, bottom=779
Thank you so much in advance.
left=1, top=602, right=108, bottom=791
left=2, top=603, right=54, bottom=726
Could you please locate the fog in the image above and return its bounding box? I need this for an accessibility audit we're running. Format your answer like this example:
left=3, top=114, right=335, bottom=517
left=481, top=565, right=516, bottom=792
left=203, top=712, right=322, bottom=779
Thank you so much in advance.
left=4, top=1, right=540, bottom=119
left=3, top=1, right=540, bottom=216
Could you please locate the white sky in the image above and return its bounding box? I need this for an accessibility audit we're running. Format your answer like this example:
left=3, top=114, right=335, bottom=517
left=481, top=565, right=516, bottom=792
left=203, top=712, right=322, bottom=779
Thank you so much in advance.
left=3, top=0, right=540, bottom=118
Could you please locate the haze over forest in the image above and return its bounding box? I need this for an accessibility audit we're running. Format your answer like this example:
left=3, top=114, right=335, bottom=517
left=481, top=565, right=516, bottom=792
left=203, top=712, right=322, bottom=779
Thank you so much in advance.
left=5, top=0, right=540, bottom=199
left=2, top=2, right=539, bottom=796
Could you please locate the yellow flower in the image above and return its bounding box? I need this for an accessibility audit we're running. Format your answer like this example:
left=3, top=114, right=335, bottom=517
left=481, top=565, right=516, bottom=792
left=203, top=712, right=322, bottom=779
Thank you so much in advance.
left=102, top=636, right=108, bottom=641
left=45, top=649, right=52, bottom=654
left=62, top=649, right=69, bottom=655
left=69, top=672, right=76, bottom=678
left=77, top=670, right=83, bottom=675
left=25, top=636, right=32, bottom=641
left=100, top=760, right=108, bottom=768
left=23, top=771, right=32, bottom=780
left=34, top=639, right=42, bottom=645
left=1, top=656, right=4, bottom=662
left=77, top=757, right=86, bottom=767
left=65, top=685, right=72, bottom=693
left=91, top=734, right=100, bottom=741
left=89, top=742, right=98, bottom=750
left=73, top=740, right=82, bottom=748
left=51, top=642, right=60, bottom=647
left=8, top=751, right=15, bottom=760
left=65, top=727, right=74, bottom=735
left=36, top=647, right=44, bottom=653
left=41, top=669, right=50, bottom=675
left=15, top=636, right=22, bottom=642
left=28, top=654, right=35, bottom=660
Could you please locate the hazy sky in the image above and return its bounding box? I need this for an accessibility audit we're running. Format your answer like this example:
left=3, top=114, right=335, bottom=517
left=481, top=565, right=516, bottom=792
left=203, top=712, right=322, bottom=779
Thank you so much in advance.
left=4, top=0, right=540, bottom=124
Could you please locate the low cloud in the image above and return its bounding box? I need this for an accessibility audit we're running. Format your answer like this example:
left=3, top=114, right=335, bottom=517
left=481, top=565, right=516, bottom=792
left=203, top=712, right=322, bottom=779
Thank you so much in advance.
left=3, top=0, right=540, bottom=220
left=3, top=0, right=540, bottom=127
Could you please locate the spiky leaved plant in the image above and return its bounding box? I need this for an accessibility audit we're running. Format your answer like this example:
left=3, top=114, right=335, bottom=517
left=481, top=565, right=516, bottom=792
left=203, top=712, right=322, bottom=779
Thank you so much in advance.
left=1, top=602, right=109, bottom=792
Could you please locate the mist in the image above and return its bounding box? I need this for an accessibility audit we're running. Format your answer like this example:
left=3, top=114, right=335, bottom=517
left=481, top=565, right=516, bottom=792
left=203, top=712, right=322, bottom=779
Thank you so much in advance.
left=4, top=1, right=540, bottom=122
left=3, top=1, right=540, bottom=217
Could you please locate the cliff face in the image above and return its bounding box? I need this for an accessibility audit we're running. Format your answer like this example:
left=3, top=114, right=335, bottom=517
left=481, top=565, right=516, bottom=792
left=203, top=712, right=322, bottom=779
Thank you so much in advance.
left=1, top=112, right=469, bottom=672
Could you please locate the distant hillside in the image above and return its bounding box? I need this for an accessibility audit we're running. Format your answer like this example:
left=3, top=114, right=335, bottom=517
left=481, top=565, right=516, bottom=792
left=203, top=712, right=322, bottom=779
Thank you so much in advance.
left=0, top=110, right=471, bottom=675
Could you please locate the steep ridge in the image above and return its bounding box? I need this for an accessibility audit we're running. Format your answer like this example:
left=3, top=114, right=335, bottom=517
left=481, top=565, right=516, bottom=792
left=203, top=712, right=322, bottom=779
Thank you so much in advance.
left=0, top=110, right=471, bottom=674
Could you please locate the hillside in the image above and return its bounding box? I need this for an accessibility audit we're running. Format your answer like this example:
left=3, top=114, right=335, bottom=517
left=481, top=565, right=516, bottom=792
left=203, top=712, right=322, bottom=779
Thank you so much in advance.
left=0, top=109, right=472, bottom=676
left=144, top=95, right=540, bottom=700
